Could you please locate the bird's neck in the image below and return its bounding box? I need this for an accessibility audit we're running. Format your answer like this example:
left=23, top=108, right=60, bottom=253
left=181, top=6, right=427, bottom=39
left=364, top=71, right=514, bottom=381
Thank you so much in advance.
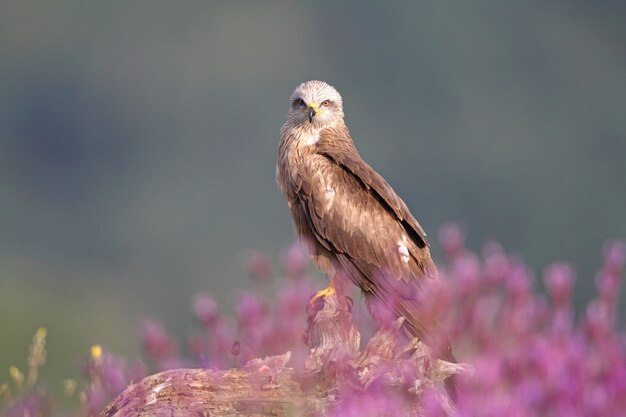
left=280, top=121, right=347, bottom=151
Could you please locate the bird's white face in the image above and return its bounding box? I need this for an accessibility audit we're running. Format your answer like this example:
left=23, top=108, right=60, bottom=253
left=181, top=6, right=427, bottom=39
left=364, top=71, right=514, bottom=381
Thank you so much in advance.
left=287, top=80, right=344, bottom=129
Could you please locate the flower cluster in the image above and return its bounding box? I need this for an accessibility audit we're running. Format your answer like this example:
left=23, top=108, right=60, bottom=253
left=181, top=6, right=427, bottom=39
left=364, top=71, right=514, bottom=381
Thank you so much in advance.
left=1, top=227, right=624, bottom=416
left=438, top=225, right=626, bottom=416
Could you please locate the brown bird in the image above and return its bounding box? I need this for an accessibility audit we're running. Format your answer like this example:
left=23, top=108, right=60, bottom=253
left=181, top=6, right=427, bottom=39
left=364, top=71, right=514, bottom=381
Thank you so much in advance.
left=276, top=80, right=455, bottom=367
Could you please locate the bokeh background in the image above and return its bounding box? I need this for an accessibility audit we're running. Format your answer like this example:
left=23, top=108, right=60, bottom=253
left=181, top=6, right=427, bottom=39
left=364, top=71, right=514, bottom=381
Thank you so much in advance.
left=1, top=1, right=625, bottom=387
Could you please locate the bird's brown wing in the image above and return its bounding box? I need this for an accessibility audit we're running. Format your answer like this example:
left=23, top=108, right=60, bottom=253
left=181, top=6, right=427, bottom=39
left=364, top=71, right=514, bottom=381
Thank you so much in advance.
left=292, top=127, right=441, bottom=345
left=315, top=127, right=436, bottom=278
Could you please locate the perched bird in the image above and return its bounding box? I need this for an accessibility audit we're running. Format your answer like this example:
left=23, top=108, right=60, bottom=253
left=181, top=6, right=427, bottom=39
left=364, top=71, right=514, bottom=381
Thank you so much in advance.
left=276, top=80, right=455, bottom=367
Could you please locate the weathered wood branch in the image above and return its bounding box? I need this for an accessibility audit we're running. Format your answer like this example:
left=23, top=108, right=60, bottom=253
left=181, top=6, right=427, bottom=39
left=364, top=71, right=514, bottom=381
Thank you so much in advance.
left=101, top=287, right=472, bottom=417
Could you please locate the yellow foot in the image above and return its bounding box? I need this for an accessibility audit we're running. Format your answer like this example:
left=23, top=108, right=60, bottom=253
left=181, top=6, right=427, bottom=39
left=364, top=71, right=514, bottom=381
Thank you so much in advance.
left=306, top=285, right=336, bottom=316
left=308, top=275, right=338, bottom=313
left=313, top=286, right=335, bottom=300
left=308, top=284, right=336, bottom=312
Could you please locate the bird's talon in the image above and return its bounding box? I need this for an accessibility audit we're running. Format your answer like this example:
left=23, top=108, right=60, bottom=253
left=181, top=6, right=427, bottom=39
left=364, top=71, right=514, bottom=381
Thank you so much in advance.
left=308, top=286, right=336, bottom=312
left=315, top=286, right=335, bottom=299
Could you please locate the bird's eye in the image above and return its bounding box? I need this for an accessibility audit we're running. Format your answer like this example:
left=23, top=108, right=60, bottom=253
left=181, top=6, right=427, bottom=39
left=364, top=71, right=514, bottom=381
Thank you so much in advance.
left=292, top=98, right=305, bottom=107
left=321, top=100, right=330, bottom=107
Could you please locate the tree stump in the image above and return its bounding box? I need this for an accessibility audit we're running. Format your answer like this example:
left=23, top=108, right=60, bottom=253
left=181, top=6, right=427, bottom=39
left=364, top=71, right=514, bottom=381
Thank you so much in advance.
left=101, top=287, right=471, bottom=417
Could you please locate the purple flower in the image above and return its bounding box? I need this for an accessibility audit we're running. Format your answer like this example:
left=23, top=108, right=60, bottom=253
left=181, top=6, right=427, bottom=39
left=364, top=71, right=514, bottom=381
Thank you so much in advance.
left=282, top=240, right=310, bottom=278
left=604, top=241, right=626, bottom=273
left=235, top=292, right=266, bottom=328
left=231, top=340, right=241, bottom=357
left=438, top=223, right=466, bottom=259
left=247, top=250, right=272, bottom=282
left=192, top=292, right=221, bottom=327
left=139, top=319, right=178, bottom=361
left=544, top=263, right=575, bottom=307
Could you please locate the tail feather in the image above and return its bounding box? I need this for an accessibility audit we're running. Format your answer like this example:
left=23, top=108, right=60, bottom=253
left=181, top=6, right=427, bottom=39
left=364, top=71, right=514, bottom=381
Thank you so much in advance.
left=335, top=253, right=458, bottom=400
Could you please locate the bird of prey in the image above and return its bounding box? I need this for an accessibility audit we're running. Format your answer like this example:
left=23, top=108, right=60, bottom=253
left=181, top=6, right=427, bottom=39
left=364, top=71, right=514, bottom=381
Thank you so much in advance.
left=276, top=80, right=455, bottom=366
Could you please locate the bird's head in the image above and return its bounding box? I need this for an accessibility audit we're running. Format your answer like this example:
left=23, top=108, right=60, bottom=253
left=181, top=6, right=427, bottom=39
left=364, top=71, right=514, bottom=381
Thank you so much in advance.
left=287, top=80, right=344, bottom=129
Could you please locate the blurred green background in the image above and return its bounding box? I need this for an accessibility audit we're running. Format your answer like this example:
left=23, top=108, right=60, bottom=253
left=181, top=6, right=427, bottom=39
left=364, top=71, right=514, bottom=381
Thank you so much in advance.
left=1, top=1, right=625, bottom=387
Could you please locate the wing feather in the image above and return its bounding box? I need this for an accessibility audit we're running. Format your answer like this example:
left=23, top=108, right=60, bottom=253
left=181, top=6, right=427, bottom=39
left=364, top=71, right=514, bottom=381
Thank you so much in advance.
left=316, top=128, right=431, bottom=252
left=314, top=127, right=436, bottom=276
left=294, top=137, right=435, bottom=278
